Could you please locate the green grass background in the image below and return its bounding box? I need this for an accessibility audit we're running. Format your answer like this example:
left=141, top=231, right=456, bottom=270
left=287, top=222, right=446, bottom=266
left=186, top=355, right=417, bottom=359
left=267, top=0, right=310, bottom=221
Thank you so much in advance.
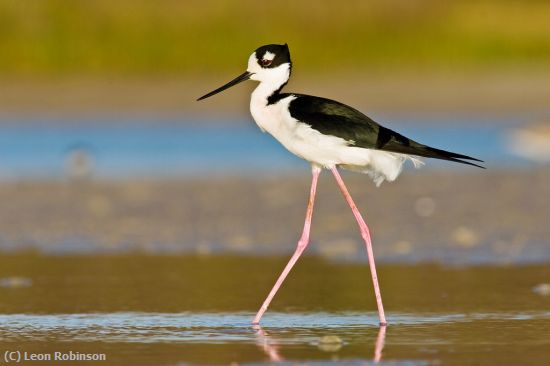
left=1, top=0, right=549, bottom=76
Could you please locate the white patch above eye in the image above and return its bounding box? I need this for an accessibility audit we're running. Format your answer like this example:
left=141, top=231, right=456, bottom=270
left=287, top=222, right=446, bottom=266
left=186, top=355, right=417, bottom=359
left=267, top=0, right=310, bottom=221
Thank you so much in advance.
left=263, top=51, right=275, bottom=61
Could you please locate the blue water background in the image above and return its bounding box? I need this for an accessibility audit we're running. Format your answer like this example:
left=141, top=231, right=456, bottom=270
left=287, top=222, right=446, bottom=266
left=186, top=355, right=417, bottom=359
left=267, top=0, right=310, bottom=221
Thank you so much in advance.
left=0, top=117, right=532, bottom=180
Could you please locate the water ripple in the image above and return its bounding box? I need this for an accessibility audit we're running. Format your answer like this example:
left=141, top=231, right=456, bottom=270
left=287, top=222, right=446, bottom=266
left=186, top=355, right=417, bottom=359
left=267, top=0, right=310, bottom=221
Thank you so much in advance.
left=0, top=311, right=548, bottom=343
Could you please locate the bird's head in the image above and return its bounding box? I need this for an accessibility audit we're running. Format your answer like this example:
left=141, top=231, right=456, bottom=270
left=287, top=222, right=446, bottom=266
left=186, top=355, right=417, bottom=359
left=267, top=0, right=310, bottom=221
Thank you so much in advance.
left=197, top=43, right=291, bottom=101
left=247, top=43, right=291, bottom=83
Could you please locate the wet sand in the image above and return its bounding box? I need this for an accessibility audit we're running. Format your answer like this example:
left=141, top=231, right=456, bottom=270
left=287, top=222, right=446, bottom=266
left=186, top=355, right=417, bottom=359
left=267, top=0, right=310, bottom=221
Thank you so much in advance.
left=0, top=169, right=548, bottom=264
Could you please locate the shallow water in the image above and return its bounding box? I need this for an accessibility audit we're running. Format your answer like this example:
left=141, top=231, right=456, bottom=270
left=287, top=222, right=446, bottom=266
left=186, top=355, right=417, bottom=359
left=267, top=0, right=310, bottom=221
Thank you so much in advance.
left=0, top=119, right=529, bottom=180
left=0, top=254, right=548, bottom=365
left=1, top=312, right=548, bottom=365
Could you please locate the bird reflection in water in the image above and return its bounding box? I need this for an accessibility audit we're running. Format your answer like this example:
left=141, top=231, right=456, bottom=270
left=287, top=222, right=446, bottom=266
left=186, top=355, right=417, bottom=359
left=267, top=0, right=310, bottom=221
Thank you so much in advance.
left=253, top=324, right=283, bottom=362
left=374, top=325, right=387, bottom=363
left=253, top=324, right=387, bottom=363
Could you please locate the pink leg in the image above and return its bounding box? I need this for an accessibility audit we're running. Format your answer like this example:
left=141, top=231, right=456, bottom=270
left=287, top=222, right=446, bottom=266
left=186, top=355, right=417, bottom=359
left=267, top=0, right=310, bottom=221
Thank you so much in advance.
left=330, top=167, right=387, bottom=326
left=252, top=165, right=321, bottom=324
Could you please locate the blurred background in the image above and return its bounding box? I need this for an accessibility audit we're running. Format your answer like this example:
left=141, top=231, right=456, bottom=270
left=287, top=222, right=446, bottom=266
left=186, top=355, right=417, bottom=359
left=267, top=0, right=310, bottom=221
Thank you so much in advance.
left=0, top=1, right=549, bottom=364
left=0, top=0, right=548, bottom=261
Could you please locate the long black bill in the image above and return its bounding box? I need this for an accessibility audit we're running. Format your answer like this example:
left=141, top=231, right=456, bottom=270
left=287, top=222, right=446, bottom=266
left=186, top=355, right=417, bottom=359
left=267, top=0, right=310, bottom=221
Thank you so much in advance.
left=197, top=71, right=252, bottom=101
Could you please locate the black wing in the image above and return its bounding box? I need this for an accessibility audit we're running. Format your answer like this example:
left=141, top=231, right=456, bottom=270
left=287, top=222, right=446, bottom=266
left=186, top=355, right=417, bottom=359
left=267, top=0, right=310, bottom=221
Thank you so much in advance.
left=286, top=94, right=484, bottom=168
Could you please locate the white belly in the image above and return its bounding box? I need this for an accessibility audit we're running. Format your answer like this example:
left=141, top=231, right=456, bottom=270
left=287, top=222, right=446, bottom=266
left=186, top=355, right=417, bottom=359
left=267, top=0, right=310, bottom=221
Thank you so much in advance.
left=250, top=94, right=421, bottom=186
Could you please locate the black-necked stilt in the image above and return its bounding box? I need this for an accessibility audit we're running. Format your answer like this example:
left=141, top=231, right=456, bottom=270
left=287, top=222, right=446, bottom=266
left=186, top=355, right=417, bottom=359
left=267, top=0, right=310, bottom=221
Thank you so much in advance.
left=198, top=44, right=483, bottom=326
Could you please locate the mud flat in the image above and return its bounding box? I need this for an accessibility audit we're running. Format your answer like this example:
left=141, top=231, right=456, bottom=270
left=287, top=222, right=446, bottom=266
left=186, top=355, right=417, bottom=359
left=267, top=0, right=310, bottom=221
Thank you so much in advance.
left=0, top=169, right=548, bottom=264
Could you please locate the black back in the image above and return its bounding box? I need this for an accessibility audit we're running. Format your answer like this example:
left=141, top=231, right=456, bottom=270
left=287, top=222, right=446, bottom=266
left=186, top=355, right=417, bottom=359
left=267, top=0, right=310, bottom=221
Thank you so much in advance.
left=285, top=94, right=483, bottom=167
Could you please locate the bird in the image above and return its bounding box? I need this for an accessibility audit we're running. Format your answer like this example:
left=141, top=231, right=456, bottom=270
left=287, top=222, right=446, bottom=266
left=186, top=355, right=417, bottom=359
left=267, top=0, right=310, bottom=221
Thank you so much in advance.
left=197, top=43, right=483, bottom=326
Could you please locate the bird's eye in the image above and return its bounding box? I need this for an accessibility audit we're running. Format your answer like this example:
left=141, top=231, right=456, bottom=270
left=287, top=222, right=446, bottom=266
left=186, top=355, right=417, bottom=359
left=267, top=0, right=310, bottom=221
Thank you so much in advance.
left=260, top=59, right=273, bottom=67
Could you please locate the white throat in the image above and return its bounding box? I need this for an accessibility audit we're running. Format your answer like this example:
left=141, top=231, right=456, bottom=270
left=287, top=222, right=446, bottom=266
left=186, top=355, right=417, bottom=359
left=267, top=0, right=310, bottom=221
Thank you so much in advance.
left=250, top=64, right=291, bottom=104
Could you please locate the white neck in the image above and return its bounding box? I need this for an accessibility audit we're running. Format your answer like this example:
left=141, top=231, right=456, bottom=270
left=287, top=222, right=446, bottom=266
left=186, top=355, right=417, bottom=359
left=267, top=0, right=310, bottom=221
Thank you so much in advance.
left=250, top=64, right=291, bottom=104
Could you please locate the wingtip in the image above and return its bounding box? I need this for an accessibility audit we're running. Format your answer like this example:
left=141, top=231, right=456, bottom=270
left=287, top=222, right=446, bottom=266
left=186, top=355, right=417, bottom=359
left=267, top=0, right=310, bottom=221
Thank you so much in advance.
left=463, top=156, right=484, bottom=163
left=466, top=158, right=485, bottom=169
left=455, top=158, right=486, bottom=169
left=424, top=146, right=484, bottom=167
